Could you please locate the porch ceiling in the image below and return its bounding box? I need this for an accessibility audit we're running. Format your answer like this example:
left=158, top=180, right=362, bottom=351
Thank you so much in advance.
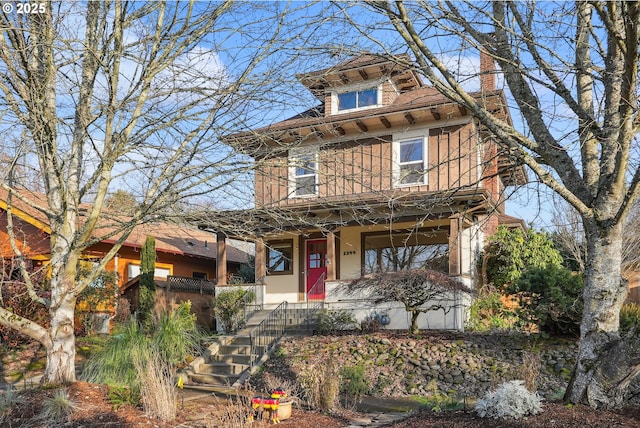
left=199, top=188, right=494, bottom=238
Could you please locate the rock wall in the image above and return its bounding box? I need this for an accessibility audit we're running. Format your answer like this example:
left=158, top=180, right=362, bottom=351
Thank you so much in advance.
left=259, top=332, right=577, bottom=400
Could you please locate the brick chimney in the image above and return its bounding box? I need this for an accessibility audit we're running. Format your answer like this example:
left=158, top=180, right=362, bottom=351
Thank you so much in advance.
left=479, top=48, right=495, bottom=91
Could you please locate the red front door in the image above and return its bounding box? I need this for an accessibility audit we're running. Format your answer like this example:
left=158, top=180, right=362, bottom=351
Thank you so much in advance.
left=306, top=239, right=327, bottom=300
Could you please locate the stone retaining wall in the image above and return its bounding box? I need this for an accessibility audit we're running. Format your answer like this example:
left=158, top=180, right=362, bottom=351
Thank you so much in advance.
left=259, top=332, right=578, bottom=400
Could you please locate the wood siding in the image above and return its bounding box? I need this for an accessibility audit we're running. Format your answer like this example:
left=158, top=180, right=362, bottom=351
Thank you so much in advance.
left=255, top=122, right=481, bottom=207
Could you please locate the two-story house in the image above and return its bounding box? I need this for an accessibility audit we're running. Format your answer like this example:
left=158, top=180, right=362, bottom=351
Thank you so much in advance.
left=214, top=53, right=526, bottom=330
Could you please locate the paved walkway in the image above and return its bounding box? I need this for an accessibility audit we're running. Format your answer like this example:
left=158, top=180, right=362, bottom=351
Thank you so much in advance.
left=180, top=384, right=418, bottom=427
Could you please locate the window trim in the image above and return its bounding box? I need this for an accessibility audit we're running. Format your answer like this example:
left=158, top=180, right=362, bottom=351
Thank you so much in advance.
left=266, top=239, right=294, bottom=276
left=331, top=83, right=382, bottom=114
left=288, top=148, right=319, bottom=198
left=393, top=135, right=428, bottom=187
left=360, top=228, right=449, bottom=275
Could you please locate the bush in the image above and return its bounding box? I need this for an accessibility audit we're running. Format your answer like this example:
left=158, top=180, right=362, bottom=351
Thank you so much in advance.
left=508, top=265, right=583, bottom=336
left=212, top=288, right=255, bottom=334
left=466, top=291, right=521, bottom=332
left=81, top=302, right=206, bottom=413
left=133, top=350, right=177, bottom=422
left=0, top=280, right=50, bottom=347
left=475, top=380, right=543, bottom=420
left=340, top=365, right=369, bottom=398
left=0, top=385, right=24, bottom=423
left=620, top=303, right=640, bottom=334
left=316, top=309, right=358, bottom=335
left=80, top=318, right=148, bottom=392
left=299, top=360, right=341, bottom=411
left=36, top=389, right=78, bottom=426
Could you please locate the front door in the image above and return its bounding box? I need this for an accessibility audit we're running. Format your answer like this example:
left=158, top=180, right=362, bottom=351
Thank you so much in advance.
left=306, top=239, right=327, bottom=300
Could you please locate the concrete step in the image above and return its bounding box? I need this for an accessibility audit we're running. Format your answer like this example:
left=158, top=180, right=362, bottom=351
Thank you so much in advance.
left=198, top=362, right=248, bottom=375
left=219, top=344, right=251, bottom=355
left=189, top=305, right=318, bottom=387
left=227, top=335, right=252, bottom=346
left=211, top=353, right=253, bottom=365
left=189, top=372, right=240, bottom=386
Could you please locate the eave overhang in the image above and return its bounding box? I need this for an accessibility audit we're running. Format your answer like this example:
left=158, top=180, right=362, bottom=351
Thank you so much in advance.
left=199, top=188, right=497, bottom=239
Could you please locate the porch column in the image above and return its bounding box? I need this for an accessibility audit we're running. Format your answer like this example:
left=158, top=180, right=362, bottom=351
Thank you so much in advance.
left=254, top=237, right=266, bottom=283
left=216, top=232, right=227, bottom=286
left=449, top=215, right=462, bottom=276
left=326, top=231, right=336, bottom=281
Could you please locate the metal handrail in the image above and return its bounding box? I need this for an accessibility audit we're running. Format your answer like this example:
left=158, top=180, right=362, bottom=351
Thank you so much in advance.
left=248, top=301, right=288, bottom=368
left=305, top=272, right=326, bottom=330
left=239, top=283, right=262, bottom=327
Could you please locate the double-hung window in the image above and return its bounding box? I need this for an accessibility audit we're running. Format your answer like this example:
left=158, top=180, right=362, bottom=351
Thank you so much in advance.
left=289, top=148, right=318, bottom=197
left=395, top=137, right=426, bottom=186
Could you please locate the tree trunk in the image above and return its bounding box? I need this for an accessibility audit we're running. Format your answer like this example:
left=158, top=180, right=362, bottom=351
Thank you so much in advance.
left=41, top=288, right=77, bottom=384
left=409, top=309, right=419, bottom=334
left=565, top=221, right=634, bottom=408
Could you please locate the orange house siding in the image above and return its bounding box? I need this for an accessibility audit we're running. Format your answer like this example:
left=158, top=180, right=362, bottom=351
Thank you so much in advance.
left=87, top=242, right=220, bottom=286
left=0, top=213, right=50, bottom=258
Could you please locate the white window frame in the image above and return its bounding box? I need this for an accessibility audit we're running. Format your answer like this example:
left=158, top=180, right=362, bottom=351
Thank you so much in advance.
left=128, top=263, right=171, bottom=279
left=331, top=82, right=383, bottom=114
left=393, top=135, right=428, bottom=187
left=288, top=148, right=319, bottom=198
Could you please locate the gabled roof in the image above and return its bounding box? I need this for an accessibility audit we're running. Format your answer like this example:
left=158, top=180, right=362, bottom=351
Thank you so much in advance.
left=0, top=188, right=250, bottom=264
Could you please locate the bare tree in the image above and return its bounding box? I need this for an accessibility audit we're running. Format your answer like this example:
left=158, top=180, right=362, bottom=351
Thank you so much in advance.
left=341, top=1, right=640, bottom=408
left=551, top=196, right=640, bottom=276
left=549, top=196, right=587, bottom=274
left=347, top=269, right=472, bottom=334
left=0, top=1, right=300, bottom=384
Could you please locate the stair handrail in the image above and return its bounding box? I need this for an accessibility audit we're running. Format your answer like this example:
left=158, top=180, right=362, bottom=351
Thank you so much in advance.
left=239, top=283, right=262, bottom=327
left=305, top=272, right=326, bottom=330
left=248, top=301, right=288, bottom=368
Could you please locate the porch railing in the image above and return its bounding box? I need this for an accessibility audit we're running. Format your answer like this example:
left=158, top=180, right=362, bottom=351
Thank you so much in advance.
left=248, top=301, right=288, bottom=368
left=166, top=275, right=216, bottom=293
left=239, top=283, right=262, bottom=327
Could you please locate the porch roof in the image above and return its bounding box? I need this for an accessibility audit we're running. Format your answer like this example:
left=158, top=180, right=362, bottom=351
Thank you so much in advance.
left=199, top=187, right=495, bottom=239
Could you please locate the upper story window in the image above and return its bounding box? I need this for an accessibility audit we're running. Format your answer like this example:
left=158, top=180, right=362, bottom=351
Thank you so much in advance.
left=289, top=148, right=318, bottom=197
left=332, top=84, right=382, bottom=114
left=337, top=88, right=378, bottom=111
left=394, top=137, right=427, bottom=186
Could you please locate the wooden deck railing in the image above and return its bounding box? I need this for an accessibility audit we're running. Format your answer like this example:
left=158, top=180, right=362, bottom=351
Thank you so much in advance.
left=166, top=275, right=216, bottom=294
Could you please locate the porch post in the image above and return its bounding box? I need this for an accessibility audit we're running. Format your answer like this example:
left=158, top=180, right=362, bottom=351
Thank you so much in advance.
left=254, top=237, right=266, bottom=283
left=216, top=232, right=227, bottom=286
left=449, top=215, right=461, bottom=276
left=326, top=231, right=336, bottom=281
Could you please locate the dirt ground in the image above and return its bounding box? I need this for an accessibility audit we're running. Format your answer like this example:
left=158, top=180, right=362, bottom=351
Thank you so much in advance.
left=3, top=381, right=640, bottom=427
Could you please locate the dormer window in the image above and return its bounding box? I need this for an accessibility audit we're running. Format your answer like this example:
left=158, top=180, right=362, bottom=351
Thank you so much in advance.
left=333, top=85, right=381, bottom=114
left=338, top=88, right=378, bottom=111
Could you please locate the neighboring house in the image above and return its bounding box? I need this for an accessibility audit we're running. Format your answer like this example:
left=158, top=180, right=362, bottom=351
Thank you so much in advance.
left=210, top=53, right=527, bottom=330
left=0, top=189, right=251, bottom=330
